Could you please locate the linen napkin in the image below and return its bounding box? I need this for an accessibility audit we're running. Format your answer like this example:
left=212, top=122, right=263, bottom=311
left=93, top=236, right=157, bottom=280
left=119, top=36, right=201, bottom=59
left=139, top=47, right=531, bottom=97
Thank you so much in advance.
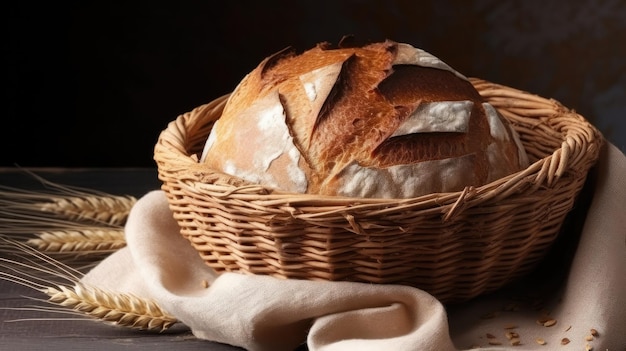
left=81, top=143, right=626, bottom=351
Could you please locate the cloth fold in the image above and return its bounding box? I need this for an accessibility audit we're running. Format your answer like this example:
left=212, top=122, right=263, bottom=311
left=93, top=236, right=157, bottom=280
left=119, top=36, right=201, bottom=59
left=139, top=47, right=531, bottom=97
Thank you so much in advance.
left=84, top=190, right=455, bottom=351
left=82, top=143, right=626, bottom=351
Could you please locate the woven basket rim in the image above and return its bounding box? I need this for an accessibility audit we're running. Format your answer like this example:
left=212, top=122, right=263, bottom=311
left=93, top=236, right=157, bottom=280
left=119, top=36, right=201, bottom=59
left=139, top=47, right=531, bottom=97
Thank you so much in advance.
left=154, top=78, right=604, bottom=217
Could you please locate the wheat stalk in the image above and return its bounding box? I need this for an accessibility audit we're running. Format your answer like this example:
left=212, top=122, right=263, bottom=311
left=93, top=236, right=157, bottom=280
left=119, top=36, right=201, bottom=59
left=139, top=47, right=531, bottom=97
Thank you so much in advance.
left=0, top=238, right=178, bottom=332
left=37, top=195, right=137, bottom=226
left=44, top=283, right=177, bottom=331
left=27, top=228, right=126, bottom=254
left=0, top=170, right=137, bottom=227
left=0, top=172, right=178, bottom=332
left=1, top=171, right=134, bottom=260
left=0, top=208, right=127, bottom=265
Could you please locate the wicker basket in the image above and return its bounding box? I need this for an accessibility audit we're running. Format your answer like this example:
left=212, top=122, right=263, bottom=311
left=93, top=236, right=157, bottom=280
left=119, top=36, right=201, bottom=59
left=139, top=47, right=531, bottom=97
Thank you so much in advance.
left=154, top=78, right=603, bottom=303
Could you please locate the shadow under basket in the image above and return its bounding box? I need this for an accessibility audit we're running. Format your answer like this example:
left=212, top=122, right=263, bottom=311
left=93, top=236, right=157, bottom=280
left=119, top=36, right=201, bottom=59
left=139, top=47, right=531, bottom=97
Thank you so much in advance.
left=154, top=78, right=603, bottom=303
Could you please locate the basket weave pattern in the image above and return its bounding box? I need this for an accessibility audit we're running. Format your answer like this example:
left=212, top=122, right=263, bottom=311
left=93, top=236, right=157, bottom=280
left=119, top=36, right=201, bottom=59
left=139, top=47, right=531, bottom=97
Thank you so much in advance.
left=154, top=79, right=603, bottom=303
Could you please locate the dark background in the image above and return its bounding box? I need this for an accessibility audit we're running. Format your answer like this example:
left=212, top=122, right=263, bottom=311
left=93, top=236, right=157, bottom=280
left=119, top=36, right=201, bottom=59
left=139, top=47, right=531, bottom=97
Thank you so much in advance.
left=4, top=0, right=626, bottom=168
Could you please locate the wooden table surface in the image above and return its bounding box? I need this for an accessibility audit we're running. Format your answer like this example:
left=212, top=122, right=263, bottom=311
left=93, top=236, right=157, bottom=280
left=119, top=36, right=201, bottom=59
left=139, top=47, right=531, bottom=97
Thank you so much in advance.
left=0, top=168, right=249, bottom=351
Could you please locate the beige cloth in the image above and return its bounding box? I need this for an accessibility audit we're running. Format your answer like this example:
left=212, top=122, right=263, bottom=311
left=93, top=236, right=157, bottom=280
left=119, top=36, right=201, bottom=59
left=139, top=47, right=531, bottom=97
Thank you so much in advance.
left=82, top=143, right=626, bottom=351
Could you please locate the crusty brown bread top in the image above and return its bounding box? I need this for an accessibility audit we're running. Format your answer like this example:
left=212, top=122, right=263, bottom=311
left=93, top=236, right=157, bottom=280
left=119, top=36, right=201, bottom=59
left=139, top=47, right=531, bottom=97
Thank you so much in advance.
left=201, top=38, right=529, bottom=198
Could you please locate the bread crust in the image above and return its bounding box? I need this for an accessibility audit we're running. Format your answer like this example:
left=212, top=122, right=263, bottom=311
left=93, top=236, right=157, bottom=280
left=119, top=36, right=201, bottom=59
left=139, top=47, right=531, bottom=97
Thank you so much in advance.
left=201, top=40, right=528, bottom=198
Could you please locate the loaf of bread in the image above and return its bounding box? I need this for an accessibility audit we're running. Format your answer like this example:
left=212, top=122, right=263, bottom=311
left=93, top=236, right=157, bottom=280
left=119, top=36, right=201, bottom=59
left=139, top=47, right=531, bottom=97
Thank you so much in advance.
left=200, top=38, right=529, bottom=198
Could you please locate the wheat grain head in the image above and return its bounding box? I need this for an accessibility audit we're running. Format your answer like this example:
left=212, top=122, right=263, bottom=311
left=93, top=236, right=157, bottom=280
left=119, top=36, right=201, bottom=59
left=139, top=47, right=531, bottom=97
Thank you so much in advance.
left=0, top=238, right=178, bottom=332
left=44, top=283, right=177, bottom=331
left=27, top=228, right=126, bottom=253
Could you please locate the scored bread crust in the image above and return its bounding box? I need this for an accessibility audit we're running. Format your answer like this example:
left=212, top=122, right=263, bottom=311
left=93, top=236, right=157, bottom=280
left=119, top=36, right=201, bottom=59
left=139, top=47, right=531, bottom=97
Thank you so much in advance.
left=201, top=39, right=528, bottom=198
